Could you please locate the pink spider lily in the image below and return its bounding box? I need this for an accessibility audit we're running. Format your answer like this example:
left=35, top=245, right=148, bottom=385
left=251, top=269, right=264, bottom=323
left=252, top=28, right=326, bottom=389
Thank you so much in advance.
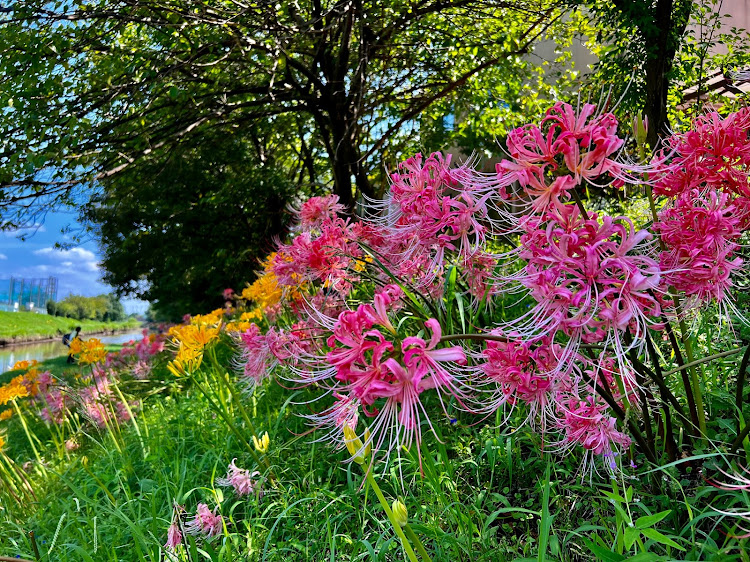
left=366, top=152, right=501, bottom=291
left=495, top=102, right=639, bottom=215
left=558, top=396, right=631, bottom=457
left=184, top=503, right=224, bottom=539
left=461, top=250, right=499, bottom=300
left=654, top=188, right=743, bottom=305
left=311, top=312, right=467, bottom=463
left=272, top=215, right=365, bottom=295
left=164, top=503, right=186, bottom=553
left=497, top=204, right=663, bottom=380
left=235, top=324, right=274, bottom=390
left=216, top=458, right=262, bottom=497
left=165, top=521, right=182, bottom=550
left=297, top=194, right=346, bottom=227
left=653, top=108, right=750, bottom=199
left=477, top=336, right=570, bottom=421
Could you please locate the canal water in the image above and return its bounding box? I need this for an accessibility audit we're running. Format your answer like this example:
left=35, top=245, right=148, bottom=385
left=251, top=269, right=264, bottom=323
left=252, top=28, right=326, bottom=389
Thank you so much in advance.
left=0, top=329, right=145, bottom=374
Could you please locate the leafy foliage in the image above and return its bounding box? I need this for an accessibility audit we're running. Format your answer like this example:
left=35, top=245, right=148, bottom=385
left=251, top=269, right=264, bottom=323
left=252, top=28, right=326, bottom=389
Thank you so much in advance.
left=47, top=293, right=126, bottom=322
left=0, top=0, right=577, bottom=226
left=85, top=133, right=295, bottom=321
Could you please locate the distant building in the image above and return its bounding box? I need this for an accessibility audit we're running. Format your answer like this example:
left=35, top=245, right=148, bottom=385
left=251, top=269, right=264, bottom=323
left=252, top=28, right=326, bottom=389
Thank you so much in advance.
left=0, top=277, right=58, bottom=313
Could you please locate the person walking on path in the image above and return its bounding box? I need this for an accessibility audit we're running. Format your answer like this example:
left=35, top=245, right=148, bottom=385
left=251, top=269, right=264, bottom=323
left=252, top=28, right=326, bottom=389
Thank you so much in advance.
left=64, top=326, right=81, bottom=364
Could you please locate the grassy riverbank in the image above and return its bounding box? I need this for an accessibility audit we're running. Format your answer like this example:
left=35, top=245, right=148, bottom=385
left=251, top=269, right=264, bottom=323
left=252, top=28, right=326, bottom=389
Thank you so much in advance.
left=1, top=345, right=123, bottom=380
left=0, top=311, right=140, bottom=345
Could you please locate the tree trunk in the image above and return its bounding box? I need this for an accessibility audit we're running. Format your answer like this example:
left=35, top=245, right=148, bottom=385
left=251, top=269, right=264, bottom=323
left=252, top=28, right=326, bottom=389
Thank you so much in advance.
left=641, top=0, right=692, bottom=148
left=328, top=110, right=373, bottom=212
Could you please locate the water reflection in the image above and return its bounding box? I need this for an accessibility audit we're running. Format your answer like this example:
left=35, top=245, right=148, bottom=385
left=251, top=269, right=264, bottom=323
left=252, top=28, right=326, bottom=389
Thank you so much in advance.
left=0, top=329, right=145, bottom=374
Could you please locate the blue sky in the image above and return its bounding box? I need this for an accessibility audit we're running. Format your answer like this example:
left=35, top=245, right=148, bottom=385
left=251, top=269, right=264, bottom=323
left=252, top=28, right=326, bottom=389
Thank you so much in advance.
left=0, top=211, right=148, bottom=315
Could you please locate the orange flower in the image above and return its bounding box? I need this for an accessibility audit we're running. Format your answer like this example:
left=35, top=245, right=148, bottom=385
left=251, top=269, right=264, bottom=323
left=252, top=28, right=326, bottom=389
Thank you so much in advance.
left=71, top=338, right=108, bottom=365
left=0, top=376, right=30, bottom=405
left=12, top=359, right=38, bottom=371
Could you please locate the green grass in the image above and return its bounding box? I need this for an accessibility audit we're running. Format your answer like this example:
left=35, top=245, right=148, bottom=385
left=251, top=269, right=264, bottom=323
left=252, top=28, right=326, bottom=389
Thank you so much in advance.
left=1, top=337, right=749, bottom=561
left=0, top=372, right=744, bottom=561
left=0, top=311, right=140, bottom=343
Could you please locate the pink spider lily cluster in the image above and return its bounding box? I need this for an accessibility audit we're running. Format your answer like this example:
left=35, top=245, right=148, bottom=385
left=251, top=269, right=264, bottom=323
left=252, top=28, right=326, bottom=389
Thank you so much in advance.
left=234, top=102, right=750, bottom=473
left=163, top=458, right=264, bottom=551
left=28, top=332, right=168, bottom=439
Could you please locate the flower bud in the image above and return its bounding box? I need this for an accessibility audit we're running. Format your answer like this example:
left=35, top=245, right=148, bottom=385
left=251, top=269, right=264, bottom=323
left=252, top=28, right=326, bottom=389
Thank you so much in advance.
left=253, top=431, right=270, bottom=454
left=343, top=424, right=365, bottom=464
left=363, top=427, right=372, bottom=459
left=633, top=113, right=649, bottom=152
left=392, top=499, right=408, bottom=527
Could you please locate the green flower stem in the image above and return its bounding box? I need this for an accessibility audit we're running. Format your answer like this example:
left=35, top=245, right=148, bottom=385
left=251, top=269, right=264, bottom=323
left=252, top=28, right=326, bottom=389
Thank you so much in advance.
left=363, top=468, right=421, bottom=562
left=190, top=370, right=277, bottom=482
left=680, top=327, right=707, bottom=438
left=111, top=381, right=147, bottom=458
left=646, top=182, right=707, bottom=440
left=206, top=349, right=274, bottom=475
left=11, top=401, right=45, bottom=471
left=191, top=375, right=262, bottom=466
left=404, top=524, right=433, bottom=562
left=661, top=347, right=745, bottom=377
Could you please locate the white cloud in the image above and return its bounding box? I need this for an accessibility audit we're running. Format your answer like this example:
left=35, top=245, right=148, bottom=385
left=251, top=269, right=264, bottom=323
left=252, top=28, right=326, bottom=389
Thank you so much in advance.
left=0, top=253, right=6, bottom=260
left=10, top=246, right=107, bottom=298
left=33, top=247, right=100, bottom=273
left=1, top=224, right=46, bottom=238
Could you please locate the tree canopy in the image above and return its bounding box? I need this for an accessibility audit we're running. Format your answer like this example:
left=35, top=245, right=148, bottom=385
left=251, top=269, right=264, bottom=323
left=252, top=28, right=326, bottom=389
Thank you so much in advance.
left=0, top=0, right=576, bottom=227
left=84, top=131, right=295, bottom=320
left=3, top=0, right=746, bottom=315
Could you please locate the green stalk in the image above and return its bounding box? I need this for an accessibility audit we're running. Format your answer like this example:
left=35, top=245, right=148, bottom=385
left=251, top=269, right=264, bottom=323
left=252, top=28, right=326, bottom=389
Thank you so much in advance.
left=645, top=183, right=707, bottom=439
left=0, top=453, right=26, bottom=506
left=112, top=381, right=147, bottom=458
left=190, top=373, right=272, bottom=479
left=404, top=524, right=433, bottom=562
left=363, top=469, right=421, bottom=562
left=11, top=400, right=45, bottom=471
left=679, top=318, right=706, bottom=438
left=209, top=350, right=262, bottom=438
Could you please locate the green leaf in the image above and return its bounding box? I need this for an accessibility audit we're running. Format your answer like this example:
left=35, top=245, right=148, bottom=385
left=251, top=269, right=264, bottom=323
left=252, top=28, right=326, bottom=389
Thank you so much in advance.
left=582, top=538, right=626, bottom=562
left=635, top=510, right=671, bottom=529
left=640, top=528, right=685, bottom=551
left=623, top=526, right=640, bottom=550
left=455, top=291, right=466, bottom=333
left=625, top=554, right=665, bottom=562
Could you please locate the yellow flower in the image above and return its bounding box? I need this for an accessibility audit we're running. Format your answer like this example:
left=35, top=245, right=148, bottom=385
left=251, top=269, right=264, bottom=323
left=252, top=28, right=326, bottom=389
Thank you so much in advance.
left=392, top=500, right=408, bottom=527
left=343, top=425, right=371, bottom=465
left=253, top=431, right=270, bottom=454
left=12, top=359, right=38, bottom=371
left=242, top=273, right=282, bottom=309
left=0, top=409, right=12, bottom=421
left=190, top=310, right=224, bottom=326
left=22, top=369, right=39, bottom=397
left=224, top=321, right=254, bottom=334
left=74, top=338, right=108, bottom=365
left=0, top=376, right=29, bottom=405
left=0, top=434, right=5, bottom=451
left=183, top=324, right=220, bottom=349
left=167, top=342, right=204, bottom=376
left=240, top=309, right=264, bottom=322
left=69, top=337, right=84, bottom=355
